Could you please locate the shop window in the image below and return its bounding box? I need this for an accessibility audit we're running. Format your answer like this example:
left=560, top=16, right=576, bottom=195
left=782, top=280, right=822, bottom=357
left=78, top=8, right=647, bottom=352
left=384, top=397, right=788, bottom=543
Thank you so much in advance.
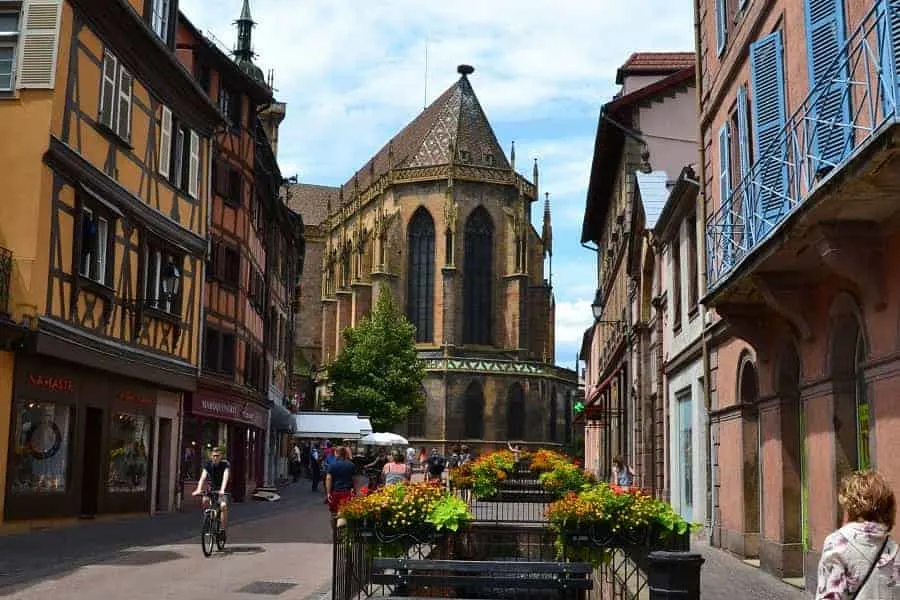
left=10, top=400, right=73, bottom=494
left=107, top=413, right=150, bottom=493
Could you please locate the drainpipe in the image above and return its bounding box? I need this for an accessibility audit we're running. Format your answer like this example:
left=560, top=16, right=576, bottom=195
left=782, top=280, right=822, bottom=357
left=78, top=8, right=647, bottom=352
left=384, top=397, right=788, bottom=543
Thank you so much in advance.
left=693, top=0, right=714, bottom=533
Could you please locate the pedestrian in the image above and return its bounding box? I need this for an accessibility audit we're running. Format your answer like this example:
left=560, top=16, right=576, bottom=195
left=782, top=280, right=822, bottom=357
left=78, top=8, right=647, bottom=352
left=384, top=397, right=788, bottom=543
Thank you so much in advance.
left=459, top=445, right=472, bottom=465
left=418, top=447, right=428, bottom=467
left=611, top=455, right=634, bottom=489
left=325, top=446, right=356, bottom=515
left=425, top=448, right=446, bottom=484
left=507, top=441, right=523, bottom=463
left=382, top=450, right=411, bottom=486
left=406, top=446, right=416, bottom=470
left=815, top=470, right=900, bottom=600
left=309, top=443, right=322, bottom=492
left=448, top=445, right=462, bottom=469
left=291, top=442, right=302, bottom=482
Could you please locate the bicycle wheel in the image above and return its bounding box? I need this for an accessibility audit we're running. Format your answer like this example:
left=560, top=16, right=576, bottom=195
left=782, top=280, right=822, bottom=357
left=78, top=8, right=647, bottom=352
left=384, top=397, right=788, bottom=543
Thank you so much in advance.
left=216, top=522, right=227, bottom=551
left=200, top=511, right=215, bottom=557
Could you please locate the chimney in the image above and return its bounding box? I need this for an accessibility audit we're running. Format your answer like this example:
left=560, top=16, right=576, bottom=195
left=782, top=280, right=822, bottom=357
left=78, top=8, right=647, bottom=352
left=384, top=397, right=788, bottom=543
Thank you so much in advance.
left=259, top=69, right=286, bottom=157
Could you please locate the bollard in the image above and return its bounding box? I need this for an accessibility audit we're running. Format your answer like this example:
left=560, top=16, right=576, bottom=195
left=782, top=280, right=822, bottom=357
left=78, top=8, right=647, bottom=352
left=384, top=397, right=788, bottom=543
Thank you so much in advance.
left=647, top=550, right=705, bottom=600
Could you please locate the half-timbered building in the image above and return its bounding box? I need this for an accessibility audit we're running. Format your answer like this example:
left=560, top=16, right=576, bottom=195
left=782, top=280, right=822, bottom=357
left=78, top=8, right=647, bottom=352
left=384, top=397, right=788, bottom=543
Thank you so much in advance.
left=0, top=0, right=220, bottom=526
left=175, top=2, right=303, bottom=498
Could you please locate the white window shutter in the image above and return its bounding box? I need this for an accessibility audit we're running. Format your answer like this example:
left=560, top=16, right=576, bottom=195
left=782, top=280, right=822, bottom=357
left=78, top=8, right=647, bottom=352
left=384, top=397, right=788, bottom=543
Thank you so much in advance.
left=16, top=0, right=63, bottom=89
left=99, top=53, right=117, bottom=129
left=188, top=131, right=200, bottom=198
left=117, top=67, right=132, bottom=139
left=158, top=106, right=172, bottom=177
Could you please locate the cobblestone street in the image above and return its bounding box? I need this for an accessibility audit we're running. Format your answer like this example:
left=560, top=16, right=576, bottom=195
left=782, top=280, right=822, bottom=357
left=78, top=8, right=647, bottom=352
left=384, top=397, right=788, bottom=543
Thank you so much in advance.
left=0, top=483, right=333, bottom=600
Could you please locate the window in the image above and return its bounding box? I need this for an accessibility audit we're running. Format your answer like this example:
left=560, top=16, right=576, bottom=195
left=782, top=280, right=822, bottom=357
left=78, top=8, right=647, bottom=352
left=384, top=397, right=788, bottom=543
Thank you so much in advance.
left=406, top=207, right=435, bottom=343
left=249, top=267, right=265, bottom=314
left=463, top=381, right=484, bottom=439
left=507, top=383, right=525, bottom=440
left=158, top=106, right=172, bottom=177
left=107, top=413, right=149, bottom=493
left=0, top=8, right=19, bottom=91
left=159, top=114, right=198, bottom=197
left=99, top=51, right=132, bottom=140
left=218, top=86, right=242, bottom=129
left=244, top=343, right=264, bottom=390
left=10, top=400, right=73, bottom=494
left=458, top=149, right=470, bottom=162
left=228, top=169, right=242, bottom=208
left=208, top=238, right=240, bottom=288
left=149, top=0, right=170, bottom=42
left=749, top=31, right=788, bottom=241
left=483, top=152, right=494, bottom=166
left=686, top=214, right=698, bottom=311
left=79, top=204, right=113, bottom=286
left=142, top=240, right=183, bottom=314
left=463, top=206, right=493, bottom=345
left=671, top=232, right=682, bottom=330
left=406, top=403, right=426, bottom=438
left=203, top=328, right=235, bottom=375
left=716, top=0, right=747, bottom=56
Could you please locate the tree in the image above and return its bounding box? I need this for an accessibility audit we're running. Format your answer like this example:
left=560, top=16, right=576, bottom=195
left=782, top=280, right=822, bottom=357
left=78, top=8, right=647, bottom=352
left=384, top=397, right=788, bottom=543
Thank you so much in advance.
left=325, top=286, right=426, bottom=431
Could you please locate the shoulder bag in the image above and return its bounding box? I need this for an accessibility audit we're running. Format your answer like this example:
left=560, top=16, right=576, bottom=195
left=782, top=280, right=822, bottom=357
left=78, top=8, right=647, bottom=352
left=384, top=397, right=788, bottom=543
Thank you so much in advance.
left=850, top=535, right=890, bottom=600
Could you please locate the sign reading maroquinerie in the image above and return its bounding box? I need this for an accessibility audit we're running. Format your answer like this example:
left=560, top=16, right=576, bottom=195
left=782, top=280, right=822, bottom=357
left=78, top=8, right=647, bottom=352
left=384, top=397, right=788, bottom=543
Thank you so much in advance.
left=194, top=396, right=265, bottom=427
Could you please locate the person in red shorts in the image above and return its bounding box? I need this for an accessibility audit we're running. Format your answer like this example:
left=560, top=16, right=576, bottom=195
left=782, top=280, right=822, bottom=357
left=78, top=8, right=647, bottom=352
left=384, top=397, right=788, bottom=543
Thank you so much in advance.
left=325, top=446, right=356, bottom=514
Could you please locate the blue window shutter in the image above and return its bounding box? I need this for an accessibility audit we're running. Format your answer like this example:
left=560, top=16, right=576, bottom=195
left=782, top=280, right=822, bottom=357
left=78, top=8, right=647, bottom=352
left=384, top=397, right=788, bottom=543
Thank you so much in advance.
left=736, top=85, right=753, bottom=248
left=750, top=30, right=789, bottom=241
left=739, top=0, right=748, bottom=8
left=716, top=0, right=728, bottom=56
left=804, top=0, right=850, bottom=175
left=877, top=0, right=900, bottom=112
left=718, top=123, right=733, bottom=266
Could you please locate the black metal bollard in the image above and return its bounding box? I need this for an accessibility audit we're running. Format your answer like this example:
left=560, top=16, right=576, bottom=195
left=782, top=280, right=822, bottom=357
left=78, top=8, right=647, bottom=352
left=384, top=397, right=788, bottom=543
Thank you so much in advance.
left=647, top=550, right=705, bottom=599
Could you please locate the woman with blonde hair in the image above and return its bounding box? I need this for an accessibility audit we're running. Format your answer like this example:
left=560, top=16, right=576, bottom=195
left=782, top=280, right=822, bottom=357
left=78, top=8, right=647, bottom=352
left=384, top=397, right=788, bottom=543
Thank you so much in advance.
left=816, top=470, right=900, bottom=599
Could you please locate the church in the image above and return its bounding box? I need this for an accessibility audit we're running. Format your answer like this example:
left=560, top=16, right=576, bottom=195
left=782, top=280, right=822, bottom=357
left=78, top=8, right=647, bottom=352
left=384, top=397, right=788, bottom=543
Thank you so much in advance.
left=289, top=66, right=577, bottom=449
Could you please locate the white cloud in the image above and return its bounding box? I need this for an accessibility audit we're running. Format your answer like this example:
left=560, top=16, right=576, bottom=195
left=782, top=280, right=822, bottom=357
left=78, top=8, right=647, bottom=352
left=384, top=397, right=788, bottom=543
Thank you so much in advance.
left=180, top=0, right=694, bottom=366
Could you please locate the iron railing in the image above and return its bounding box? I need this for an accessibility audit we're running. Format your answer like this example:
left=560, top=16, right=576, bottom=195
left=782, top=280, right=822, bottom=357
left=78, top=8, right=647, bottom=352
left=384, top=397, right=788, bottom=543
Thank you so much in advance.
left=706, top=0, right=900, bottom=290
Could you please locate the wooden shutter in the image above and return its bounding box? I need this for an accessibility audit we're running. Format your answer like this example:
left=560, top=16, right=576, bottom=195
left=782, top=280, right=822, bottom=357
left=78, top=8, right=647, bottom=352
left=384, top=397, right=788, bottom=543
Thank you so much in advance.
left=804, top=0, right=850, bottom=173
left=117, top=67, right=132, bottom=139
left=750, top=31, right=788, bottom=240
left=718, top=123, right=732, bottom=266
left=158, top=106, right=172, bottom=177
left=99, top=53, right=117, bottom=129
left=736, top=85, right=753, bottom=248
left=16, top=0, right=62, bottom=89
left=188, top=131, right=200, bottom=198
left=715, top=0, right=727, bottom=55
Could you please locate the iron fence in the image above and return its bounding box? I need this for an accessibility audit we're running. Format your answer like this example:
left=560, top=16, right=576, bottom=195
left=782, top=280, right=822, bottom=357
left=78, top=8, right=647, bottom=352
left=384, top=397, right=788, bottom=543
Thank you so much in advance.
left=706, top=0, right=900, bottom=289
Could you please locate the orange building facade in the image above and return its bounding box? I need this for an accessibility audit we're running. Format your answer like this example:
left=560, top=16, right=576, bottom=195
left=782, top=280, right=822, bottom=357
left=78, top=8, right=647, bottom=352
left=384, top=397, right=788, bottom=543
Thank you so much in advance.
left=698, top=0, right=900, bottom=590
left=0, top=0, right=219, bottom=527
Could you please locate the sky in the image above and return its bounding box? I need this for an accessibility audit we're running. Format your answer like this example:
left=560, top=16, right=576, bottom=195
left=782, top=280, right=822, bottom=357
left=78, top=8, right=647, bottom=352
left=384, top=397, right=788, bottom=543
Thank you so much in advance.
left=180, top=0, right=696, bottom=370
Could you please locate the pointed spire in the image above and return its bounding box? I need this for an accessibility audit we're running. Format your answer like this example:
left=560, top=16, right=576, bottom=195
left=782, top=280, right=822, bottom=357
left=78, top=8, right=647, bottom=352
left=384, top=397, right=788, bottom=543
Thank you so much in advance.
left=542, top=192, right=553, bottom=259
left=510, top=141, right=516, bottom=171
left=533, top=158, right=540, bottom=199
left=234, top=0, right=255, bottom=63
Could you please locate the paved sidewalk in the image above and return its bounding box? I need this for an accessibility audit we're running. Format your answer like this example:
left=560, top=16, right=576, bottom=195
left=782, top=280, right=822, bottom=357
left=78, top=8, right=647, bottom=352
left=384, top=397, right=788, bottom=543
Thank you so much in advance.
left=0, top=480, right=331, bottom=594
left=696, top=541, right=810, bottom=600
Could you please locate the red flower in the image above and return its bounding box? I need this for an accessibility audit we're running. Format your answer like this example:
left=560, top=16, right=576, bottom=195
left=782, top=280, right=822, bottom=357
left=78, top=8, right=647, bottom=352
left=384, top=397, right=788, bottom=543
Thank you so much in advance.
left=611, top=485, right=624, bottom=494
left=359, top=486, right=369, bottom=496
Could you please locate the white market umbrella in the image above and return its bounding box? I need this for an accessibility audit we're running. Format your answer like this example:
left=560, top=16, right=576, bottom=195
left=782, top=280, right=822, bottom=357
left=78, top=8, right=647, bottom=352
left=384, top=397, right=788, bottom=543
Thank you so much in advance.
left=360, top=432, right=409, bottom=446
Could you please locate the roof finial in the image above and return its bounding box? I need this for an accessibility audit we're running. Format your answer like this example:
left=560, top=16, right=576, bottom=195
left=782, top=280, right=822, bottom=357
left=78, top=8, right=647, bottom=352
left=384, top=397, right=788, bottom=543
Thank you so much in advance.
left=533, top=158, right=539, bottom=198
left=457, top=64, right=474, bottom=77
left=543, top=192, right=553, bottom=285
left=234, top=0, right=255, bottom=62
left=510, top=141, right=516, bottom=171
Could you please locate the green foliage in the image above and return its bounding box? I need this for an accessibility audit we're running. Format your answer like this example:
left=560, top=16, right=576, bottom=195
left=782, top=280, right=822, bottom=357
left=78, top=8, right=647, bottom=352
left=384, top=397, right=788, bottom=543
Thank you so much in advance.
left=325, top=287, right=426, bottom=430
left=426, top=495, right=472, bottom=532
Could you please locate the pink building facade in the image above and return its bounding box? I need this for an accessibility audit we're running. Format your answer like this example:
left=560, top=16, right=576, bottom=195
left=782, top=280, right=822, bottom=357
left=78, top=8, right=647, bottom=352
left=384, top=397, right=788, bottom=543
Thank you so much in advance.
left=698, top=0, right=900, bottom=590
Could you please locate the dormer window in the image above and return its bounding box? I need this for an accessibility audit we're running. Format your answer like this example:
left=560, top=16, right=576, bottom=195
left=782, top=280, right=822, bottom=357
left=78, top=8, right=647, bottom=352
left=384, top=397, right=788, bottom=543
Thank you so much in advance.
left=458, top=149, right=471, bottom=162
left=483, top=152, right=494, bottom=166
left=149, top=0, right=171, bottom=43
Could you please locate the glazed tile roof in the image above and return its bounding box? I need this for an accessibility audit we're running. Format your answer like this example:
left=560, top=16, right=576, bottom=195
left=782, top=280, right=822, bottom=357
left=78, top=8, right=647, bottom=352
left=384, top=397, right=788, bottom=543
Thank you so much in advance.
left=286, top=183, right=340, bottom=227
left=343, top=68, right=510, bottom=192
left=615, top=52, right=695, bottom=84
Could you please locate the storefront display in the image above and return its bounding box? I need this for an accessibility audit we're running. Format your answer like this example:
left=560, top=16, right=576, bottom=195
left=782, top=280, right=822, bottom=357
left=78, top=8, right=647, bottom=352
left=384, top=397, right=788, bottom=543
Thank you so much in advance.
left=107, top=413, right=150, bottom=493
left=9, top=400, right=73, bottom=494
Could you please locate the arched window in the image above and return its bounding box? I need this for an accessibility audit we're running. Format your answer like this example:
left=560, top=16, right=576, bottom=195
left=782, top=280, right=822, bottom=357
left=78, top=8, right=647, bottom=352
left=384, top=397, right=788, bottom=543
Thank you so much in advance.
left=464, top=381, right=484, bottom=439
left=406, top=208, right=435, bottom=342
left=549, top=386, right=557, bottom=442
left=507, top=383, right=525, bottom=440
left=463, top=207, right=493, bottom=344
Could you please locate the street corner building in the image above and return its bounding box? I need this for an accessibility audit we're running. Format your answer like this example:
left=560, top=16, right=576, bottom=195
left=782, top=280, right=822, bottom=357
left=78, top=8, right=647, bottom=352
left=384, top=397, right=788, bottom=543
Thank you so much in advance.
left=288, top=65, right=578, bottom=452
left=698, top=0, right=900, bottom=591
left=0, top=0, right=219, bottom=525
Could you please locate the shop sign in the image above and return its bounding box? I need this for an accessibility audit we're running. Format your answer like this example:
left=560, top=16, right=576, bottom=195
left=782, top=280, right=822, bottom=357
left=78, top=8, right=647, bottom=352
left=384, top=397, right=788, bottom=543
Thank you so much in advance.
left=195, top=396, right=265, bottom=427
left=117, top=390, right=153, bottom=406
left=27, top=374, right=74, bottom=394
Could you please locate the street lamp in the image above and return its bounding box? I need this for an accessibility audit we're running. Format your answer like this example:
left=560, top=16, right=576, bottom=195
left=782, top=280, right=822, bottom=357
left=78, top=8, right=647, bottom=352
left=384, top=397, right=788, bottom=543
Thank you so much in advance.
left=161, top=261, right=181, bottom=301
left=591, top=289, right=604, bottom=320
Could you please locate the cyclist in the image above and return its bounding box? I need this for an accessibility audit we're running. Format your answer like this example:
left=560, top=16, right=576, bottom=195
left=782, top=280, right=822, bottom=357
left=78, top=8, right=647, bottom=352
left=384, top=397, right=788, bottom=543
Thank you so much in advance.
left=192, top=446, right=231, bottom=540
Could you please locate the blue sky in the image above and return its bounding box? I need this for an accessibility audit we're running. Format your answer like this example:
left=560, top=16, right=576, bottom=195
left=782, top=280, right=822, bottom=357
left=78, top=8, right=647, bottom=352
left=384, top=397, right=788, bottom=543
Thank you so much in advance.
left=180, top=0, right=696, bottom=370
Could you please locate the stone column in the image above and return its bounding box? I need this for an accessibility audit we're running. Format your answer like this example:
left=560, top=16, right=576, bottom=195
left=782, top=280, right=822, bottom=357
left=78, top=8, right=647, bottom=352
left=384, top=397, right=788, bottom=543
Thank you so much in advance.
left=335, top=290, right=352, bottom=355
left=351, top=282, right=373, bottom=327
left=441, top=267, right=458, bottom=347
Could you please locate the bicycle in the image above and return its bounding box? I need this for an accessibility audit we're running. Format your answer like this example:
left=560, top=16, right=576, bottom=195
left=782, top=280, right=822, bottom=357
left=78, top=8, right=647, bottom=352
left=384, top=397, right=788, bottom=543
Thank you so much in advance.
left=199, top=491, right=229, bottom=557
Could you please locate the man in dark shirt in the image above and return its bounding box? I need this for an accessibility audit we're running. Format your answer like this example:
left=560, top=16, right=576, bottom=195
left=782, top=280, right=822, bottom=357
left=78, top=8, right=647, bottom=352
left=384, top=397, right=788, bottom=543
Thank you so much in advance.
left=425, top=448, right=446, bottom=483
left=325, top=446, right=357, bottom=514
left=192, top=446, right=231, bottom=537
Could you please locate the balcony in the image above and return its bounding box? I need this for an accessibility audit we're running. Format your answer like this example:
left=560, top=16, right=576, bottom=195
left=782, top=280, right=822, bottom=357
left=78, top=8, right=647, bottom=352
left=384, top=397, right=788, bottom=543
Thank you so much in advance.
left=706, top=0, right=900, bottom=297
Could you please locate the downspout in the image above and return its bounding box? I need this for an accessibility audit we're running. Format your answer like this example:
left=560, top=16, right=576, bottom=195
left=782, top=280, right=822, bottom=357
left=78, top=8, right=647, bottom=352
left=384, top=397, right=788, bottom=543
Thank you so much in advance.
left=693, top=0, right=714, bottom=532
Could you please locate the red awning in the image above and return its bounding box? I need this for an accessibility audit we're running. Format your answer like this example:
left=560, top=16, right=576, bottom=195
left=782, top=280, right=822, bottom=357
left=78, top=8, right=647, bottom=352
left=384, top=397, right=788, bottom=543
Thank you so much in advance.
left=586, top=365, right=622, bottom=405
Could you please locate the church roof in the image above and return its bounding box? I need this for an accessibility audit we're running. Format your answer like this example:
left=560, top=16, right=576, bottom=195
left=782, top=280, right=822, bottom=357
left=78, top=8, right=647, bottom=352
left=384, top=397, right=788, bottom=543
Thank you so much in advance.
left=286, top=183, right=340, bottom=227
left=344, top=65, right=510, bottom=192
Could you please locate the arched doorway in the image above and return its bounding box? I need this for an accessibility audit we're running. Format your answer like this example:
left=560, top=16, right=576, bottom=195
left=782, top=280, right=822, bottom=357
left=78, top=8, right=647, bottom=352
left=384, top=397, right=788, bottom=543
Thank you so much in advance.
left=738, top=353, right=761, bottom=555
left=776, top=342, right=804, bottom=559
left=464, top=381, right=485, bottom=439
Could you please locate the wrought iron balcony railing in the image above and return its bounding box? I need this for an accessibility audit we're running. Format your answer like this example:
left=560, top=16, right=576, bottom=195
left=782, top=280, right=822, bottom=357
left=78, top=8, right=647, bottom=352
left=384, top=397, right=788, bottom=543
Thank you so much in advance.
left=706, top=0, right=899, bottom=291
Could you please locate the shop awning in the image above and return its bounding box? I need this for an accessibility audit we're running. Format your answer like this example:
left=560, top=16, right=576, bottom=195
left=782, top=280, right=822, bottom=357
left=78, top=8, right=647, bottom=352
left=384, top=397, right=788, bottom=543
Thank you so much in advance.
left=270, top=402, right=295, bottom=432
left=293, top=412, right=371, bottom=439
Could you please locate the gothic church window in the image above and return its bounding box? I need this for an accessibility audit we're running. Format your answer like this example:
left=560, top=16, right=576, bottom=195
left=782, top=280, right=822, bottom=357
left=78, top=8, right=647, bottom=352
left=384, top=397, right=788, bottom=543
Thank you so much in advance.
left=507, top=383, right=525, bottom=440
left=463, top=207, right=493, bottom=345
left=406, top=207, right=435, bottom=342
left=464, top=381, right=484, bottom=439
